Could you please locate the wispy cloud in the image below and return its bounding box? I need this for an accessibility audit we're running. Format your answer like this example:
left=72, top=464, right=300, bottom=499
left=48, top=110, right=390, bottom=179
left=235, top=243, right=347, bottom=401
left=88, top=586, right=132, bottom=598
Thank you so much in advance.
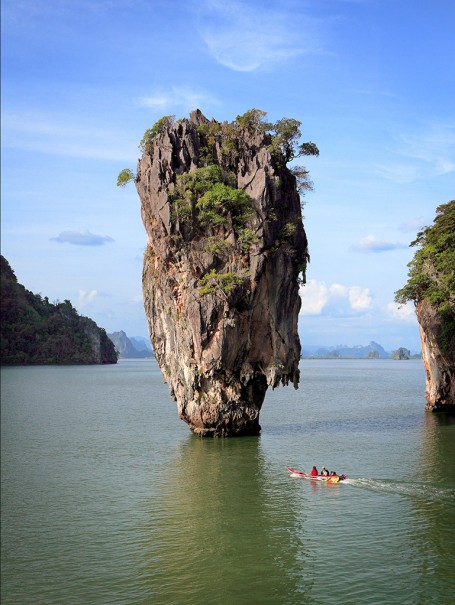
left=198, top=0, right=321, bottom=72
left=299, top=280, right=372, bottom=316
left=350, top=234, right=407, bottom=253
left=138, top=86, right=219, bottom=113
left=78, top=288, right=111, bottom=309
left=51, top=229, right=114, bottom=246
left=399, top=124, right=455, bottom=174
left=375, top=164, right=420, bottom=184
left=399, top=217, right=429, bottom=234
left=377, top=122, right=455, bottom=183
left=2, top=110, right=135, bottom=161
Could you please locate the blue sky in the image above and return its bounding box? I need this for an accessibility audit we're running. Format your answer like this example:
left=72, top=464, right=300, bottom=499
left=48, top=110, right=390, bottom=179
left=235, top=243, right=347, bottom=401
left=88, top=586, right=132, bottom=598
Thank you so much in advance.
left=2, top=0, right=454, bottom=353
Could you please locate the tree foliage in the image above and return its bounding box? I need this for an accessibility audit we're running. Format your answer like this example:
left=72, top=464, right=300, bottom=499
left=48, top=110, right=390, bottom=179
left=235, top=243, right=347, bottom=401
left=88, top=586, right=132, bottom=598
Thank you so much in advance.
left=198, top=268, right=249, bottom=296
left=117, top=109, right=319, bottom=202
left=395, top=200, right=455, bottom=352
left=395, top=201, right=455, bottom=307
left=234, top=109, right=319, bottom=164
left=117, top=168, right=135, bottom=187
left=169, top=164, right=254, bottom=252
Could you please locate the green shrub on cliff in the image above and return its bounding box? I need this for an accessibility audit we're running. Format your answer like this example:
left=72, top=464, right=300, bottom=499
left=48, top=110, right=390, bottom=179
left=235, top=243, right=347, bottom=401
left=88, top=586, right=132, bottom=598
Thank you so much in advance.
left=198, top=269, right=249, bottom=296
left=117, top=168, right=135, bottom=187
left=169, top=165, right=254, bottom=248
left=197, top=183, right=252, bottom=227
left=395, top=200, right=455, bottom=351
left=139, top=115, right=175, bottom=152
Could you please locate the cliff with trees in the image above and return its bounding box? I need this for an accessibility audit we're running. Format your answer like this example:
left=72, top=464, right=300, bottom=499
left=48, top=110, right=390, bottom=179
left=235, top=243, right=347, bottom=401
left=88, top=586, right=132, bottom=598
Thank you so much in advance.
left=395, top=200, right=455, bottom=411
left=0, top=256, right=118, bottom=365
left=119, top=109, right=317, bottom=435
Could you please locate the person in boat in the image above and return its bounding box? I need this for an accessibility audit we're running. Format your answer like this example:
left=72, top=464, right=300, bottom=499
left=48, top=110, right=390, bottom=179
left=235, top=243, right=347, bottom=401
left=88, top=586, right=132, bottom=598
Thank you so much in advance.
left=321, top=466, right=329, bottom=476
left=330, top=471, right=337, bottom=476
left=311, top=466, right=318, bottom=476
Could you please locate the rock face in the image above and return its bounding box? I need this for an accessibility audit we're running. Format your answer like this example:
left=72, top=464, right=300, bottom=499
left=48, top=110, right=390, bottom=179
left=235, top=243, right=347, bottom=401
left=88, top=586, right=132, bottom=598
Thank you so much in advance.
left=416, top=299, right=455, bottom=412
left=136, top=110, right=309, bottom=435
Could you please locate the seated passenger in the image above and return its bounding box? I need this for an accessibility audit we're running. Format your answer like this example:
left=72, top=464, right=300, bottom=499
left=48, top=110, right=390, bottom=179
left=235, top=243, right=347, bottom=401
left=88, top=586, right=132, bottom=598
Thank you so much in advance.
left=330, top=471, right=337, bottom=476
left=311, top=466, right=318, bottom=476
left=321, top=466, right=329, bottom=476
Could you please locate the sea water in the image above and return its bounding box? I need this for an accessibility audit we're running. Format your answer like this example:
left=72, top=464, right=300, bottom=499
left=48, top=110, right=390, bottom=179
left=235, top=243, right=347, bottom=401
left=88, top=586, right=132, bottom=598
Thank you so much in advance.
left=1, top=359, right=454, bottom=604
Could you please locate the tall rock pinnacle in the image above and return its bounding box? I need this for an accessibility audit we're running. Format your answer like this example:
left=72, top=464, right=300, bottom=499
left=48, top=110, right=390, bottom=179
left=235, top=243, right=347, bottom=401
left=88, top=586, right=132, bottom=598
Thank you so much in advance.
left=395, top=200, right=455, bottom=412
left=135, top=110, right=316, bottom=435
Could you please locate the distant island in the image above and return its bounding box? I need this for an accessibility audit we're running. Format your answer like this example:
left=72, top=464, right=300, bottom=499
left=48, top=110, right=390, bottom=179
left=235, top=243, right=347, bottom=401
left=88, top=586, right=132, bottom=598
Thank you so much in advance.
left=108, top=330, right=154, bottom=359
left=0, top=256, right=118, bottom=365
left=300, top=341, right=420, bottom=359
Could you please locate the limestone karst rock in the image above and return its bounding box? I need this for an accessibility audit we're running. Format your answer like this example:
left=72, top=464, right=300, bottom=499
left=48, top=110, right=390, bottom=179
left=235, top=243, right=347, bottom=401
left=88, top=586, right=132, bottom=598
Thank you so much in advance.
left=395, top=200, right=455, bottom=413
left=417, top=299, right=455, bottom=411
left=136, top=110, right=313, bottom=435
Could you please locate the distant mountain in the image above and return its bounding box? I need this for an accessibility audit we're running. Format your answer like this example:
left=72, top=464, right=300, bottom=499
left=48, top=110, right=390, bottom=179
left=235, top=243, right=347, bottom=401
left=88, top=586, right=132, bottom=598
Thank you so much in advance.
left=301, top=341, right=391, bottom=359
left=130, top=336, right=152, bottom=352
left=108, top=331, right=153, bottom=358
left=0, top=256, right=118, bottom=365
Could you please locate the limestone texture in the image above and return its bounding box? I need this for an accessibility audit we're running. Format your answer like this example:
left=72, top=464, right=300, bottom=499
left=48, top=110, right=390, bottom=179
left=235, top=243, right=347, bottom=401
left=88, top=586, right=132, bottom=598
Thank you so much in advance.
left=416, top=299, right=455, bottom=412
left=136, top=110, right=309, bottom=435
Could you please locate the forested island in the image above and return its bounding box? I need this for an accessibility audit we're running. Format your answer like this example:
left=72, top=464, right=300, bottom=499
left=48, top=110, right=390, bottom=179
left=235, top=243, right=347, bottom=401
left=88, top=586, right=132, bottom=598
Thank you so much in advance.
left=0, top=256, right=118, bottom=365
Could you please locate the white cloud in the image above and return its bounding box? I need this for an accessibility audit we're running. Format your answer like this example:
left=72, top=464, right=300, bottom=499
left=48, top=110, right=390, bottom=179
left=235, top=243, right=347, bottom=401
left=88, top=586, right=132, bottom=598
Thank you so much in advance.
left=138, top=86, right=220, bottom=113
left=351, top=234, right=408, bottom=253
left=387, top=302, right=416, bottom=323
left=198, top=0, right=321, bottom=72
left=78, top=289, right=98, bottom=309
left=329, top=283, right=348, bottom=297
left=299, top=280, right=373, bottom=315
left=299, top=280, right=329, bottom=315
left=348, top=286, right=372, bottom=310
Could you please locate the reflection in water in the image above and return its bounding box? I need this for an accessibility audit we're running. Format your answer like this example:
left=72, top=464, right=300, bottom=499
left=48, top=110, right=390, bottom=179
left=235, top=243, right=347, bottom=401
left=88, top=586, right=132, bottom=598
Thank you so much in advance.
left=412, top=413, right=455, bottom=603
left=3, top=362, right=453, bottom=605
left=141, top=436, right=315, bottom=605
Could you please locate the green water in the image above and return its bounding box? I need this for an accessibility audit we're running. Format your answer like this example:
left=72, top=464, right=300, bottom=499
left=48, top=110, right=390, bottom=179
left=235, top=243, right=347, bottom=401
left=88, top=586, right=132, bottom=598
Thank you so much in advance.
left=1, top=360, right=454, bottom=604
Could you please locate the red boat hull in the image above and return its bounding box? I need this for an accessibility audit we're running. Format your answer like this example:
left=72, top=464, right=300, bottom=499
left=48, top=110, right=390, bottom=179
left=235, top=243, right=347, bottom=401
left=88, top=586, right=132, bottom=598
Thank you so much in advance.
left=287, top=467, right=346, bottom=482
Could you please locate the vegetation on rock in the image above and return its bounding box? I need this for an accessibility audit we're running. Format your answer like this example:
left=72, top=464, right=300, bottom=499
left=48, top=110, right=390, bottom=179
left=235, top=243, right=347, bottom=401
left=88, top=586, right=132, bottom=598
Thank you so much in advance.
left=138, top=115, right=175, bottom=153
left=136, top=109, right=315, bottom=435
left=118, top=108, right=319, bottom=204
left=395, top=200, right=455, bottom=352
left=0, top=256, right=118, bottom=365
left=117, top=168, right=135, bottom=187
left=198, top=268, right=249, bottom=296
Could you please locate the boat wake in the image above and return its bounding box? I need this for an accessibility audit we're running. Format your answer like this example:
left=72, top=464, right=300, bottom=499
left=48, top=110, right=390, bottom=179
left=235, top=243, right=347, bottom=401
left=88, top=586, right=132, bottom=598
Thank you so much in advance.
left=344, top=477, right=455, bottom=503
